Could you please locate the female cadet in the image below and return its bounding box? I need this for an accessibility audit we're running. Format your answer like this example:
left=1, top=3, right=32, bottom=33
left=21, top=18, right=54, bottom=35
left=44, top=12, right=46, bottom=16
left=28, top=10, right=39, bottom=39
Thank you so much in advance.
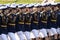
left=31, top=4, right=41, bottom=40
left=16, top=4, right=26, bottom=40
left=49, top=3, right=58, bottom=40
left=55, top=3, right=60, bottom=40
left=0, top=6, right=2, bottom=40
left=0, top=6, right=8, bottom=40
left=57, top=3, right=60, bottom=40
left=39, top=4, right=49, bottom=40
left=7, top=4, right=17, bottom=40
left=24, top=4, right=34, bottom=40
left=45, top=4, right=53, bottom=40
left=1, top=6, right=8, bottom=40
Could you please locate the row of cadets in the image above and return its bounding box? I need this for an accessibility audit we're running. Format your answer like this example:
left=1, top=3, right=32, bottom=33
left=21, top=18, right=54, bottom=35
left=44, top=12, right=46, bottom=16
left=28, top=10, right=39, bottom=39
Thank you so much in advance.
left=41, top=3, right=59, bottom=40
left=44, top=2, right=60, bottom=40
left=0, top=2, right=60, bottom=40
left=47, top=3, right=58, bottom=40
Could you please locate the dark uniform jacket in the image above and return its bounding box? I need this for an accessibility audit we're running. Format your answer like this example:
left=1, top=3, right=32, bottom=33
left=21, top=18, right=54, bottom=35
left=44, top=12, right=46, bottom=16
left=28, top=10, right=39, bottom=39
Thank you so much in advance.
left=16, top=13, right=25, bottom=32
left=1, top=14, right=8, bottom=34
left=50, top=11, right=57, bottom=28
left=40, top=12, right=48, bottom=29
left=56, top=10, right=60, bottom=28
left=25, top=13, right=33, bottom=31
left=7, top=13, right=17, bottom=33
left=0, top=14, right=2, bottom=34
left=32, top=12, right=40, bottom=30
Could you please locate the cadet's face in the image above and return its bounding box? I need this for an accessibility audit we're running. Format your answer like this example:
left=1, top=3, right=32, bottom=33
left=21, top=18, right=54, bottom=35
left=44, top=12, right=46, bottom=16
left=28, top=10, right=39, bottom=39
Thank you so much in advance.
left=5, top=9, right=10, bottom=13
left=41, top=7, right=45, bottom=11
left=19, top=8, right=22, bottom=13
left=33, top=7, right=38, bottom=12
left=54, top=6, right=59, bottom=11
left=44, top=7, right=46, bottom=11
left=16, top=8, right=19, bottom=13
left=0, top=10, right=3, bottom=13
left=12, top=9, right=17, bottom=13
left=22, top=8, right=26, bottom=13
left=37, top=7, right=40, bottom=12
left=40, top=7, right=42, bottom=12
left=46, top=6, right=51, bottom=11
left=29, top=8, right=33, bottom=13
left=57, top=5, right=60, bottom=10
left=58, top=5, right=60, bottom=9
left=26, top=8, right=30, bottom=13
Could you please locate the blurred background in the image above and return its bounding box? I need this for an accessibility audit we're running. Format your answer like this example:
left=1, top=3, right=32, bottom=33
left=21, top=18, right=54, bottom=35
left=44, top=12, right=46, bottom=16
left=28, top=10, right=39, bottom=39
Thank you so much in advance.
left=0, top=0, right=60, bottom=4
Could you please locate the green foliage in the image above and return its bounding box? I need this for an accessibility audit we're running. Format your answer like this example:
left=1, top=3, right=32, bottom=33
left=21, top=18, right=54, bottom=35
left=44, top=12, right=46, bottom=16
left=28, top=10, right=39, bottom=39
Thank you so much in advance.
left=0, top=0, right=60, bottom=4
